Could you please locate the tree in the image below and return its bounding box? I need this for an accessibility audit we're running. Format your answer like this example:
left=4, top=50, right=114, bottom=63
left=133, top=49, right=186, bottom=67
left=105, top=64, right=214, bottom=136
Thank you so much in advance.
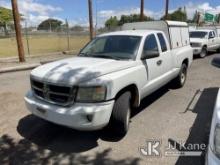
left=119, top=14, right=153, bottom=25
left=161, top=8, right=187, bottom=22
left=105, top=16, right=119, bottom=28
left=187, top=11, right=198, bottom=23
left=71, top=25, right=84, bottom=32
left=104, top=14, right=154, bottom=28
left=37, top=18, right=63, bottom=31
left=0, top=7, right=14, bottom=36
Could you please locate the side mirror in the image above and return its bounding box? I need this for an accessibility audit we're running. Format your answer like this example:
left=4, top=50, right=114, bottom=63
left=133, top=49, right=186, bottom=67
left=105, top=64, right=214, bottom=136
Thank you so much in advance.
left=212, top=57, right=220, bottom=68
left=141, top=50, right=159, bottom=60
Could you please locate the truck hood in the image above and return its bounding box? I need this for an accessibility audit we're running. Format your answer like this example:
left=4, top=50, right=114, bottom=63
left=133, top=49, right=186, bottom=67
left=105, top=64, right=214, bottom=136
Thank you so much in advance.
left=31, top=57, right=137, bottom=85
left=190, top=38, right=206, bottom=43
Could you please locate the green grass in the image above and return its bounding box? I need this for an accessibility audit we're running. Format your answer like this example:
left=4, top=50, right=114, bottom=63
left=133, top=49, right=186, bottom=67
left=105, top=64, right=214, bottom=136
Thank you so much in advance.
left=0, top=35, right=89, bottom=58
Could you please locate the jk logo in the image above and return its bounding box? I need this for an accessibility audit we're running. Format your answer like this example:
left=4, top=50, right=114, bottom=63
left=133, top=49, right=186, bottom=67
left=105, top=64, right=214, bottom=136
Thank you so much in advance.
left=140, top=140, right=161, bottom=157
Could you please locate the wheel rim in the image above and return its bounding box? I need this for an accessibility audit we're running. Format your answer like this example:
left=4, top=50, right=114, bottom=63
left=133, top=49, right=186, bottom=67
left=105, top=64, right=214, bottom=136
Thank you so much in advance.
left=200, top=48, right=206, bottom=58
left=181, top=68, right=186, bottom=84
left=126, top=108, right=131, bottom=129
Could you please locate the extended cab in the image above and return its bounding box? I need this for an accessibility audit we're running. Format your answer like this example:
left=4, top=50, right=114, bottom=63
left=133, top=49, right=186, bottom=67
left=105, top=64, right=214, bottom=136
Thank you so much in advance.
left=190, top=29, right=220, bottom=58
left=25, top=21, right=193, bottom=135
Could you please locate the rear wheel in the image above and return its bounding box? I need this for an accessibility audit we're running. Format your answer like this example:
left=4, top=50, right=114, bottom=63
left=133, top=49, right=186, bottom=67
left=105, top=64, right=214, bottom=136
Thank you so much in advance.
left=173, top=63, right=187, bottom=88
left=110, top=92, right=131, bottom=136
left=200, top=46, right=207, bottom=58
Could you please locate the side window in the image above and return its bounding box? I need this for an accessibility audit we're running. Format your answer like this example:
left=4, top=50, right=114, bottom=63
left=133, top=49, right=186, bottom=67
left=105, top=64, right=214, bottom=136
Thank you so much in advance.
left=213, top=31, right=216, bottom=37
left=157, top=33, right=167, bottom=52
left=143, top=34, right=159, bottom=53
left=209, top=32, right=214, bottom=38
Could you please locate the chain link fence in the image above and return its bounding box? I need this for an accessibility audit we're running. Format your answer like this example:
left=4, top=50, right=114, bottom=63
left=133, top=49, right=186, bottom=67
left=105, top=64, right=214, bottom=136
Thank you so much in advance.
left=0, top=25, right=91, bottom=58
left=0, top=22, right=124, bottom=58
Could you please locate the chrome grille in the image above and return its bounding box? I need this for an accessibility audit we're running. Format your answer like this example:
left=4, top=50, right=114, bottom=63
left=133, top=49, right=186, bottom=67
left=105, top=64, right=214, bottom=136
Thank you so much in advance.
left=31, top=78, right=75, bottom=106
left=190, top=43, right=200, bottom=47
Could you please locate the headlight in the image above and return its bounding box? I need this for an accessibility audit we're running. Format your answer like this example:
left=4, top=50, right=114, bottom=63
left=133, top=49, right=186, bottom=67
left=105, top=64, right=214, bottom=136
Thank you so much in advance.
left=214, top=124, right=220, bottom=157
left=76, top=86, right=106, bottom=102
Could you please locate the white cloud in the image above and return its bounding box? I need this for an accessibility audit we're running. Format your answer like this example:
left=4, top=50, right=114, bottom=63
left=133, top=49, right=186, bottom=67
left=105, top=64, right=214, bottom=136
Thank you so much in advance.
left=98, top=7, right=162, bottom=20
left=97, top=7, right=162, bottom=27
left=179, top=2, right=220, bottom=19
left=97, top=2, right=220, bottom=26
left=0, top=0, right=63, bottom=26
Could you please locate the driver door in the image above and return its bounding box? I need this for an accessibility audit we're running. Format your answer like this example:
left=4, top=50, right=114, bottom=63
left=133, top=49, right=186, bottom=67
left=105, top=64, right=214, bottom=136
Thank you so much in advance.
left=208, top=31, right=216, bottom=50
left=141, top=34, right=166, bottom=95
left=142, top=34, right=163, bottom=81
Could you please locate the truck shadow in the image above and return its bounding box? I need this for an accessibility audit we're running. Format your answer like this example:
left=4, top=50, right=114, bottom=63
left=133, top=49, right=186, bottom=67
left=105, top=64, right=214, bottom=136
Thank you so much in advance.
left=0, top=134, right=141, bottom=165
left=171, top=87, right=219, bottom=165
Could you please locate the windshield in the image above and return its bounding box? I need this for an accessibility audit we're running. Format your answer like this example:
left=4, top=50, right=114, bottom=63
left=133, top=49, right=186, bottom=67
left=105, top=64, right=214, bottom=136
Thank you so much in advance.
left=79, top=35, right=142, bottom=60
left=190, top=31, right=208, bottom=39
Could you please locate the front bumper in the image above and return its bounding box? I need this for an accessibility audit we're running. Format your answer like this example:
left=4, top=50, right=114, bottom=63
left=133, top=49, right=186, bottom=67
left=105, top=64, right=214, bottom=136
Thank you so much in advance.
left=192, top=47, right=202, bottom=55
left=206, top=146, right=220, bottom=165
left=24, top=91, right=115, bottom=131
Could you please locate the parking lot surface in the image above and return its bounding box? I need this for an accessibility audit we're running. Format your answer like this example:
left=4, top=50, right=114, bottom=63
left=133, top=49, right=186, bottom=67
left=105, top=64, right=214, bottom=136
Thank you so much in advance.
left=1, top=53, right=220, bottom=165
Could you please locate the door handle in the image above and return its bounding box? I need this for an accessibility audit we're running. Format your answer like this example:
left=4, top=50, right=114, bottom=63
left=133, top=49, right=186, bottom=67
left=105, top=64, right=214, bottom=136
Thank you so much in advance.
left=157, top=60, right=162, bottom=66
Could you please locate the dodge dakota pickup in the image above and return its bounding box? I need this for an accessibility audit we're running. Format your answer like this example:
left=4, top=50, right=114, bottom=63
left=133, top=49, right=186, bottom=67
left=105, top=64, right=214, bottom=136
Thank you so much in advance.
left=25, top=21, right=193, bottom=135
left=190, top=29, right=220, bottom=58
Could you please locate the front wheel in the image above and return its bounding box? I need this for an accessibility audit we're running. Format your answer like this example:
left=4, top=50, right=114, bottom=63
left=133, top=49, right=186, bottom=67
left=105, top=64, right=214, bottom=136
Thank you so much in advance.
left=110, top=92, right=131, bottom=136
left=173, top=63, right=187, bottom=88
left=200, top=46, right=207, bottom=58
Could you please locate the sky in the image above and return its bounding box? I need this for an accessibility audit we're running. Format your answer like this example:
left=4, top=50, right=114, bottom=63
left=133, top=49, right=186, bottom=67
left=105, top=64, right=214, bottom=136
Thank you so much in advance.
left=1, top=0, right=220, bottom=27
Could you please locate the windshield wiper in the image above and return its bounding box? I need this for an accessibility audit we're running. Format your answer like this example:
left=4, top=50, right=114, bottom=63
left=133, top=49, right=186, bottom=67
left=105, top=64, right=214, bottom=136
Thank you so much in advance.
left=92, top=54, right=121, bottom=60
left=78, top=52, right=90, bottom=57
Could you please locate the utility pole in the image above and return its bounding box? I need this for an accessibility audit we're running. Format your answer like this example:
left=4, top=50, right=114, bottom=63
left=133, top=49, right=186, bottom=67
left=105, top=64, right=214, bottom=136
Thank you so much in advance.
left=197, top=12, right=201, bottom=26
left=140, top=0, right=144, bottom=21
left=11, top=0, right=25, bottom=62
left=165, top=0, right=169, bottom=20
left=88, top=0, right=94, bottom=40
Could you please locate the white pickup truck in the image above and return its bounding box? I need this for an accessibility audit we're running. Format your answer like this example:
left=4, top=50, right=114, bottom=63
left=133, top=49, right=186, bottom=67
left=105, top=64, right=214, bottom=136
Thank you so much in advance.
left=25, top=21, right=193, bottom=135
left=190, top=29, right=220, bottom=58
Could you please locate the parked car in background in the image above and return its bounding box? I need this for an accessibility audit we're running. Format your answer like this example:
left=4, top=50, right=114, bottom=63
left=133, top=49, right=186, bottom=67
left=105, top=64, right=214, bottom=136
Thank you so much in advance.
left=206, top=57, right=220, bottom=165
left=24, top=21, right=193, bottom=135
left=190, top=29, right=220, bottom=58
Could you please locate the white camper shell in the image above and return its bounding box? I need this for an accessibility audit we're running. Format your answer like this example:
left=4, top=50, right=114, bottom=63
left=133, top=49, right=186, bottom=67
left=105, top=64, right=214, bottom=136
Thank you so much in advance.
left=122, top=21, right=190, bottom=49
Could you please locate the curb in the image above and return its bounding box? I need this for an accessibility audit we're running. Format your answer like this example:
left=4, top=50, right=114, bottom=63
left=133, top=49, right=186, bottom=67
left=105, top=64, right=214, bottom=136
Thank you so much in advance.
left=0, top=63, right=40, bottom=74
left=0, top=52, right=64, bottom=62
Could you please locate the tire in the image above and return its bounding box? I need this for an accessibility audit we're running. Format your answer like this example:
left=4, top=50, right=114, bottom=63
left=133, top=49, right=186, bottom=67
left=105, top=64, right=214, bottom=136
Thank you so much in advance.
left=110, top=92, right=131, bottom=136
left=200, top=46, right=207, bottom=58
left=173, top=63, right=187, bottom=88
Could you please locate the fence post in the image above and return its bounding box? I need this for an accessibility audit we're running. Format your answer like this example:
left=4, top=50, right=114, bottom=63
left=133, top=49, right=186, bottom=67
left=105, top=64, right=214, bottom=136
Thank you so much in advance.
left=65, top=19, right=70, bottom=51
left=25, top=21, right=30, bottom=56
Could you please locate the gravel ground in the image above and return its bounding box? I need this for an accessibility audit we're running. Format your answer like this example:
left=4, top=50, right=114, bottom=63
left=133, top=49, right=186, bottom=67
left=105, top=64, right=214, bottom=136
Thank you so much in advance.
left=0, top=53, right=220, bottom=165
